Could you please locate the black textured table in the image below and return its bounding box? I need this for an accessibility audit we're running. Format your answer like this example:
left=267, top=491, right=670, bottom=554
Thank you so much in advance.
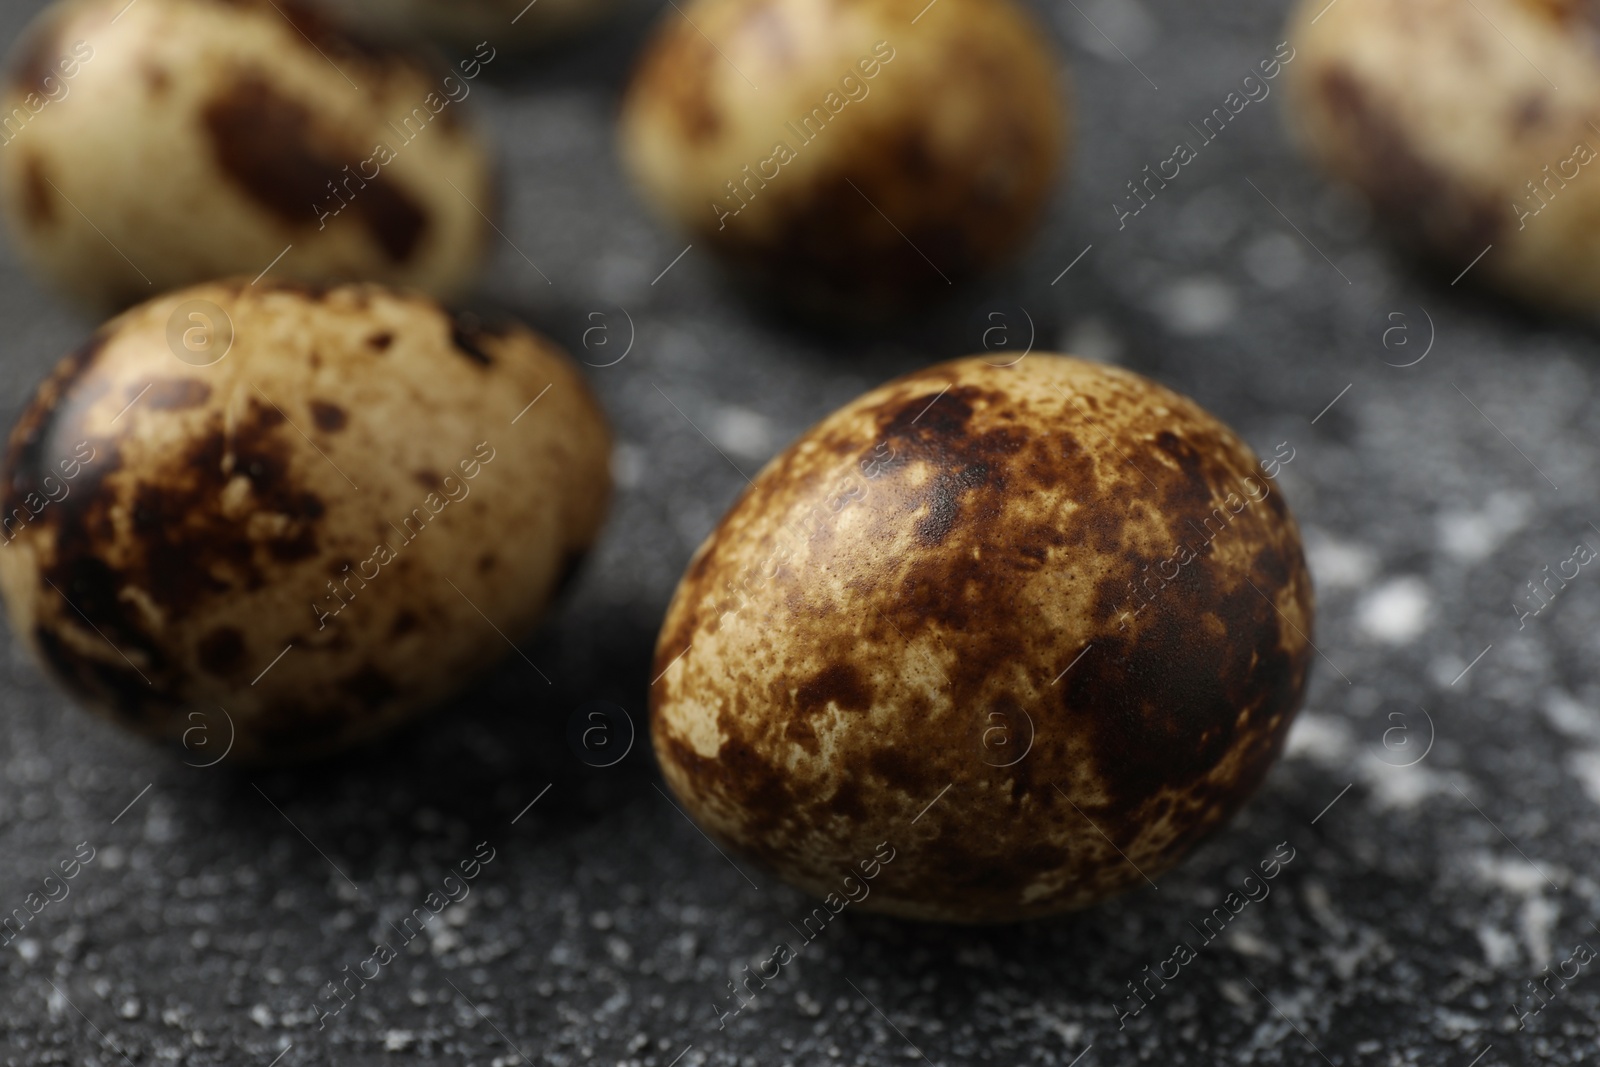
left=3, top=0, right=1599, bottom=1063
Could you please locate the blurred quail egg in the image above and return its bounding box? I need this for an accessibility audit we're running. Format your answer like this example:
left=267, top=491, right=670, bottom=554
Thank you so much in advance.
left=1285, top=0, right=1600, bottom=313
left=651, top=355, right=1312, bottom=922
left=0, top=279, right=610, bottom=762
left=0, top=0, right=493, bottom=312
left=619, top=0, right=1068, bottom=317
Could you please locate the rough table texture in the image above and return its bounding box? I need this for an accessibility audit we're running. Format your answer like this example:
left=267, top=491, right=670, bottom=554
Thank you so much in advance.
left=2, top=0, right=1599, bottom=1063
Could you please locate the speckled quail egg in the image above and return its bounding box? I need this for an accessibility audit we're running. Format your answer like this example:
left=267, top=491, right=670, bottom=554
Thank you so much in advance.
left=0, top=279, right=610, bottom=763
left=1285, top=0, right=1600, bottom=313
left=619, top=0, right=1068, bottom=317
left=312, top=0, right=625, bottom=50
left=650, top=355, right=1313, bottom=922
left=0, top=0, right=493, bottom=312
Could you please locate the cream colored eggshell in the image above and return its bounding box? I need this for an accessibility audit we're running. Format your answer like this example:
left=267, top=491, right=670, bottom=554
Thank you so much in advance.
left=651, top=355, right=1313, bottom=923
left=0, top=279, right=610, bottom=762
left=0, top=0, right=493, bottom=312
left=619, top=0, right=1068, bottom=314
left=1285, top=0, right=1600, bottom=314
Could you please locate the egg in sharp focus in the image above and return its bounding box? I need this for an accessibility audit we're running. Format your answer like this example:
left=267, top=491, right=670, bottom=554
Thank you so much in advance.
left=650, top=355, right=1313, bottom=922
left=1285, top=0, right=1600, bottom=315
left=619, top=0, right=1068, bottom=318
left=0, top=280, right=611, bottom=763
left=310, top=0, right=626, bottom=50
left=0, top=0, right=494, bottom=313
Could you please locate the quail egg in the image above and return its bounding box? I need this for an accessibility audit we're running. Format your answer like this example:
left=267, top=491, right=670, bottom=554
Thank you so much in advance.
left=651, top=355, right=1312, bottom=922
left=619, top=0, right=1068, bottom=317
left=1285, top=0, right=1600, bottom=313
left=0, top=279, right=611, bottom=762
left=0, top=0, right=493, bottom=311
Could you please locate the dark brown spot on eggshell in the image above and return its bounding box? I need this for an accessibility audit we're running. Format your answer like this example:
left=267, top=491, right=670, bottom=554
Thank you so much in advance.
left=21, top=154, right=53, bottom=227
left=201, top=73, right=428, bottom=263
left=795, top=662, right=871, bottom=716
left=651, top=355, right=1313, bottom=922
left=1512, top=91, right=1547, bottom=132
left=448, top=312, right=500, bottom=366
left=142, top=64, right=171, bottom=97
left=308, top=400, right=346, bottom=432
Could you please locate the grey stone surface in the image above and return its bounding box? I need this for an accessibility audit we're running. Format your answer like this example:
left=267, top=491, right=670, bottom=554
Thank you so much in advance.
left=2, top=0, right=1599, bottom=1063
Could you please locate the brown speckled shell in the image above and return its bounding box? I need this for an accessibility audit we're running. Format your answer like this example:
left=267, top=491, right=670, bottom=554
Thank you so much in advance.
left=0, top=0, right=492, bottom=312
left=619, top=0, right=1068, bottom=316
left=1285, top=0, right=1600, bottom=314
left=650, top=356, right=1313, bottom=923
left=0, top=279, right=611, bottom=762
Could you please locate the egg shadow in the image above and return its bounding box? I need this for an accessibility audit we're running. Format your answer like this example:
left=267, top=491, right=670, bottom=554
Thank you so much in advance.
left=732, top=222, right=1118, bottom=374
left=735, top=887, right=1141, bottom=1030
left=194, top=578, right=663, bottom=877
left=739, top=760, right=1346, bottom=1021
left=468, top=0, right=669, bottom=92
left=484, top=253, right=1072, bottom=379
left=1264, top=156, right=1600, bottom=345
left=1399, top=244, right=1600, bottom=341
left=714, top=265, right=1069, bottom=366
